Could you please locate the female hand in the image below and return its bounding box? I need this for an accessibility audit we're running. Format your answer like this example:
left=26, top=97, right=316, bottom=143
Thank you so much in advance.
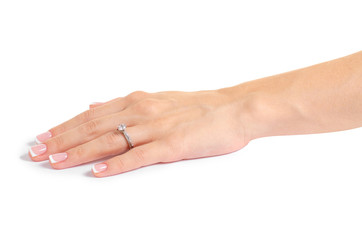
left=28, top=52, right=362, bottom=177
left=29, top=90, right=250, bottom=177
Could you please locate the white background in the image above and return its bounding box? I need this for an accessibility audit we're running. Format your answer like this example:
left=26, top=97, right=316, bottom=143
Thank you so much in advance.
left=1, top=0, right=361, bottom=239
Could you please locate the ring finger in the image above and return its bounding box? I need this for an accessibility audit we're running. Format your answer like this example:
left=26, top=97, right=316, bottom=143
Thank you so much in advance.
left=29, top=109, right=140, bottom=161
left=48, top=124, right=154, bottom=169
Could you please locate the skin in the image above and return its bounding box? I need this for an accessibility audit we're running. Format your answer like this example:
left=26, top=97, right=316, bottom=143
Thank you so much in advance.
left=29, top=51, right=362, bottom=177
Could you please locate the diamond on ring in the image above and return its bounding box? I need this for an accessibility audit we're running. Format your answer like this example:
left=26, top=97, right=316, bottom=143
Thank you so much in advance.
left=117, top=123, right=134, bottom=149
left=118, top=124, right=126, bottom=132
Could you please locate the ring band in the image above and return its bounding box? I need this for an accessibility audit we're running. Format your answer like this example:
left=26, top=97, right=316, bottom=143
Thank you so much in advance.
left=117, top=124, right=134, bottom=149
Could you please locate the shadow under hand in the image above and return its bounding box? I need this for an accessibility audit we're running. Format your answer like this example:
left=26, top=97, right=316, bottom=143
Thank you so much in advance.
left=20, top=153, right=32, bottom=162
left=39, top=161, right=53, bottom=169
left=26, top=140, right=35, bottom=146
left=83, top=171, right=94, bottom=178
left=20, top=140, right=35, bottom=161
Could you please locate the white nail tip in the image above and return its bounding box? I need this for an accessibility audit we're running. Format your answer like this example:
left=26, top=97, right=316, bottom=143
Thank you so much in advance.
left=49, top=155, right=56, bottom=164
left=35, top=137, right=42, bottom=144
left=92, top=165, right=99, bottom=174
left=29, top=147, right=37, bottom=157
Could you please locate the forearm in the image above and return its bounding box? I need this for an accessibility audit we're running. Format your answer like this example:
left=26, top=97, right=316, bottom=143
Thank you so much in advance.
left=220, top=51, right=362, bottom=141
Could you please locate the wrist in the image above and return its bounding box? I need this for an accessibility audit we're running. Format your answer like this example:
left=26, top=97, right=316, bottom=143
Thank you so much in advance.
left=218, top=77, right=305, bottom=141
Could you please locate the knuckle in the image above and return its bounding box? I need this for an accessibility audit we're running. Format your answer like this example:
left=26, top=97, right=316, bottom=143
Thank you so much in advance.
left=50, top=125, right=65, bottom=136
left=112, top=97, right=124, bottom=105
left=79, top=108, right=96, bottom=122
left=104, top=131, right=121, bottom=147
left=126, top=91, right=148, bottom=102
left=74, top=146, right=85, bottom=159
left=79, top=120, right=99, bottom=135
left=51, top=135, right=65, bottom=149
left=115, top=157, right=126, bottom=171
left=133, top=148, right=146, bottom=166
left=133, top=98, right=159, bottom=115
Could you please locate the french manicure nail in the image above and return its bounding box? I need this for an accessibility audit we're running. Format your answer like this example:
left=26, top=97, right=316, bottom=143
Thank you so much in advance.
left=29, top=144, right=47, bottom=157
left=90, top=102, right=102, bottom=105
left=92, top=163, right=107, bottom=173
left=35, top=131, right=52, bottom=144
left=49, top=153, right=68, bottom=164
left=89, top=102, right=103, bottom=108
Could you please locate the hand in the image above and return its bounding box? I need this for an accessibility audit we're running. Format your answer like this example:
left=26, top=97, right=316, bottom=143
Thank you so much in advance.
left=29, top=90, right=249, bottom=177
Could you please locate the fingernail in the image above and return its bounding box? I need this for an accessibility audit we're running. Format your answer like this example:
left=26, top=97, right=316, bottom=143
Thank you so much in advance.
left=89, top=102, right=103, bottom=108
left=35, top=131, right=52, bottom=144
left=29, top=144, right=47, bottom=157
left=92, top=163, right=107, bottom=174
left=49, top=153, right=68, bottom=164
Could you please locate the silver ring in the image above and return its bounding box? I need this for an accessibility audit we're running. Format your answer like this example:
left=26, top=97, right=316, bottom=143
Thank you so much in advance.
left=117, top=124, right=134, bottom=149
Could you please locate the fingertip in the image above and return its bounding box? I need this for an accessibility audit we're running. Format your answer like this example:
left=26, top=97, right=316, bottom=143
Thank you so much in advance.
left=48, top=162, right=67, bottom=170
left=28, top=153, right=45, bottom=162
left=92, top=172, right=103, bottom=178
left=49, top=161, right=59, bottom=169
left=35, top=131, right=52, bottom=144
left=48, top=155, right=56, bottom=164
left=89, top=102, right=104, bottom=108
left=28, top=147, right=36, bottom=158
left=48, top=158, right=60, bottom=169
left=28, top=151, right=38, bottom=162
left=92, top=163, right=108, bottom=177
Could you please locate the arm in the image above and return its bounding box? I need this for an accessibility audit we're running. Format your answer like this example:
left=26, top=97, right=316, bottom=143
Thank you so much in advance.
left=29, top=51, right=362, bottom=177
left=220, top=51, right=362, bottom=141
